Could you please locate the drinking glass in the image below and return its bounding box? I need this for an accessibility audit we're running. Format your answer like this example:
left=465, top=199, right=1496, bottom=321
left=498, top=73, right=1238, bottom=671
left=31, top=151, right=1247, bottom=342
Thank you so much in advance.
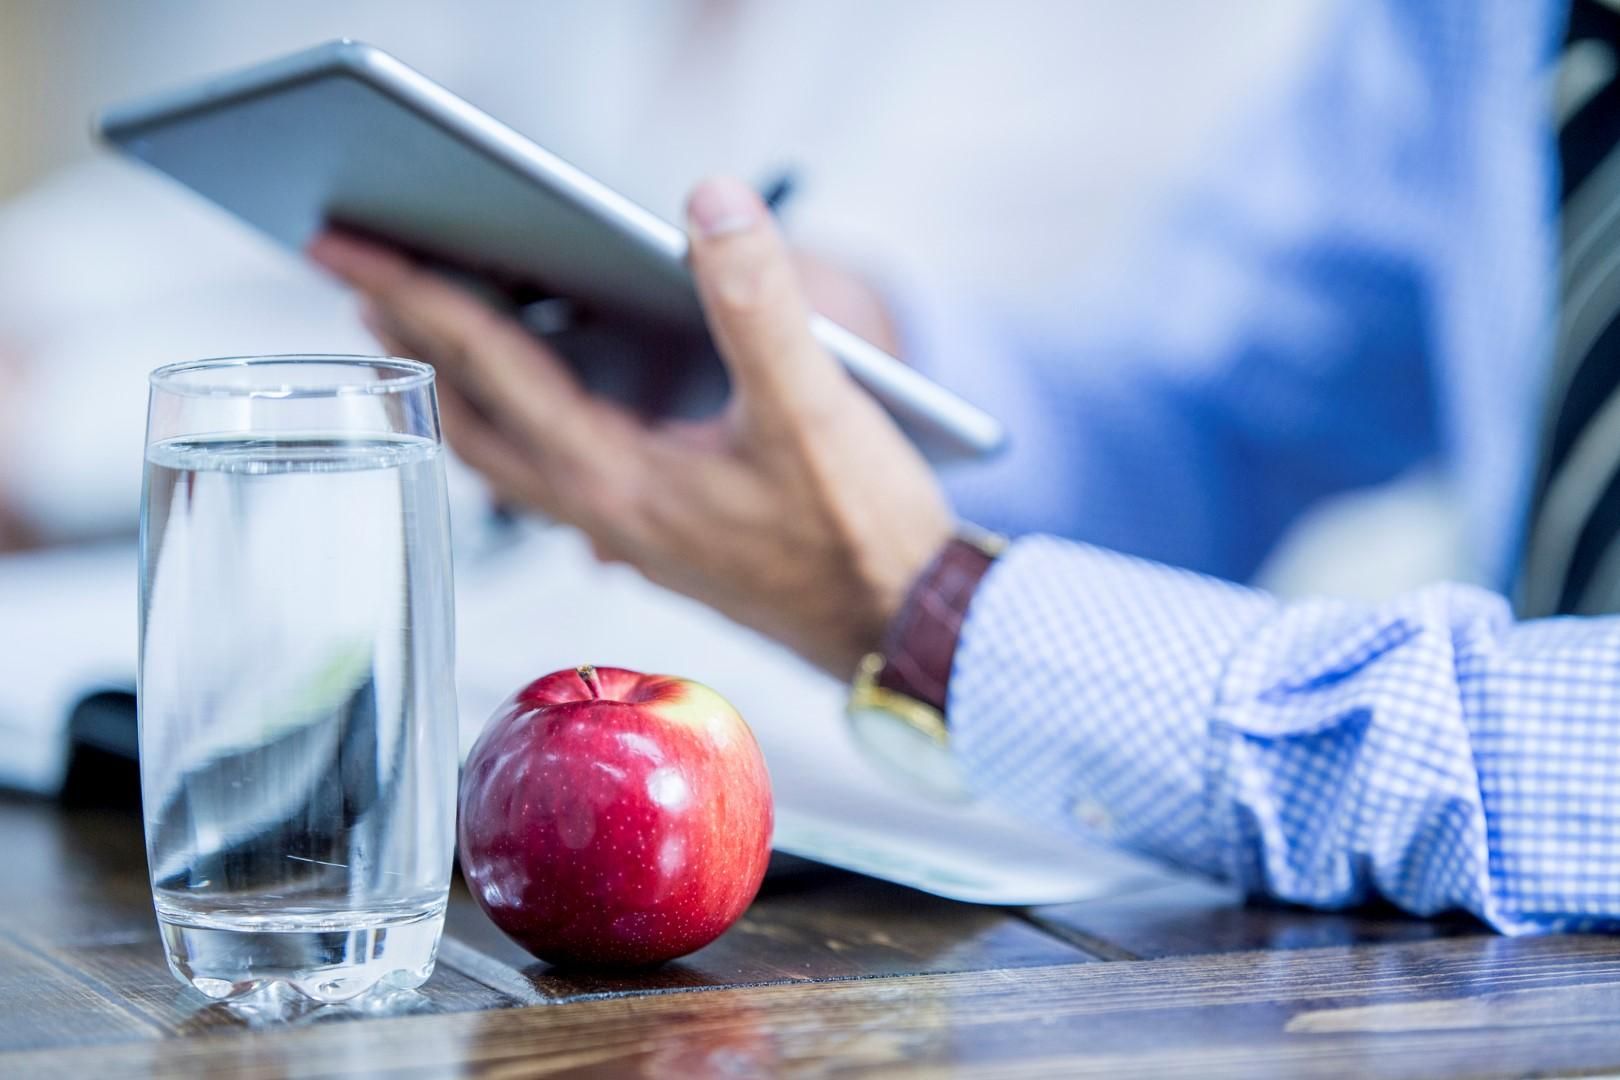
left=139, top=356, right=457, bottom=1002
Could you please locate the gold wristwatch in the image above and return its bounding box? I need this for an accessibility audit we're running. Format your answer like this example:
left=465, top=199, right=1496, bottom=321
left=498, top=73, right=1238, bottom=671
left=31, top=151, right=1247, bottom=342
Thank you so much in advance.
left=846, top=528, right=1006, bottom=802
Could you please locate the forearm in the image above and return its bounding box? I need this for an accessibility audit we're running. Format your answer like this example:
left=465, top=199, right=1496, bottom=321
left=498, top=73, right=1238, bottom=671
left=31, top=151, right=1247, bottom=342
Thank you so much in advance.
left=949, top=536, right=1620, bottom=932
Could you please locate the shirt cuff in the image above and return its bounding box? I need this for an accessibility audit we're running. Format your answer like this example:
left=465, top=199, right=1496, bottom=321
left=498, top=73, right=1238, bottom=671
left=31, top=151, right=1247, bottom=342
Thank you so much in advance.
left=947, top=535, right=1274, bottom=875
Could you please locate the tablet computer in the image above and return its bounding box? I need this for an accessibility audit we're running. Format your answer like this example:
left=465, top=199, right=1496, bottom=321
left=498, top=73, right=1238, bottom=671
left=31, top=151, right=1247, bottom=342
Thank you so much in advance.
left=97, top=40, right=1004, bottom=461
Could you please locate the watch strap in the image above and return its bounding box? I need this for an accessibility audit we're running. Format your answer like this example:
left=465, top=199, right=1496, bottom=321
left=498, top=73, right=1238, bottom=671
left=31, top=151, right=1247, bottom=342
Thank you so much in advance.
left=875, top=532, right=1003, bottom=714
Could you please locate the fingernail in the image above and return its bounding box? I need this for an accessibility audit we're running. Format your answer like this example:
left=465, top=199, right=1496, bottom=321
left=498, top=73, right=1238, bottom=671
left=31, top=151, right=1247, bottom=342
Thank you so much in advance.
left=687, top=176, right=763, bottom=237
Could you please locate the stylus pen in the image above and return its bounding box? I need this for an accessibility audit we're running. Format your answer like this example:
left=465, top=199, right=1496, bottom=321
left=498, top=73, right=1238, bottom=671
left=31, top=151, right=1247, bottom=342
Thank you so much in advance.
left=760, top=170, right=798, bottom=216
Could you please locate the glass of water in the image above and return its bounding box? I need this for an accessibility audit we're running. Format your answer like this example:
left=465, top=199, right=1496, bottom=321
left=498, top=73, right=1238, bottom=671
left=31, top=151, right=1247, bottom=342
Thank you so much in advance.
left=139, top=356, right=457, bottom=1003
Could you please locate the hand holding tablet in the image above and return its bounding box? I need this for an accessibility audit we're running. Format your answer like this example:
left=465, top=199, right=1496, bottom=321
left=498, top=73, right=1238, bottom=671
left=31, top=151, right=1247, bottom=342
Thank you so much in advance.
left=98, top=41, right=1004, bottom=462
left=310, top=176, right=956, bottom=678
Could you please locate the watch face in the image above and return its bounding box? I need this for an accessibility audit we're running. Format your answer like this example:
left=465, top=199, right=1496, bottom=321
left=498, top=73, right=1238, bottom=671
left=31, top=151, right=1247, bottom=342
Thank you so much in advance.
left=848, top=708, right=975, bottom=803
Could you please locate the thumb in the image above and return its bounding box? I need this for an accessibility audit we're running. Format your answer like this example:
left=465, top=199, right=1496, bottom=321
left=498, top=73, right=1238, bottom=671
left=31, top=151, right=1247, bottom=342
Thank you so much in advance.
left=685, top=176, right=849, bottom=418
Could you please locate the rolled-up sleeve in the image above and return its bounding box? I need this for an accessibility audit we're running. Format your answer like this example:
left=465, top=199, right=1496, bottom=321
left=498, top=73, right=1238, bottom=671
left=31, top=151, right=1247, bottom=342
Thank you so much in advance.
left=950, top=535, right=1620, bottom=933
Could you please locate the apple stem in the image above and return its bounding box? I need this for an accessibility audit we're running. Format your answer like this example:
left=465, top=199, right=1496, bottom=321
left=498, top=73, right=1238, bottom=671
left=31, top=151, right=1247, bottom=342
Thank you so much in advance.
left=576, top=665, right=603, bottom=700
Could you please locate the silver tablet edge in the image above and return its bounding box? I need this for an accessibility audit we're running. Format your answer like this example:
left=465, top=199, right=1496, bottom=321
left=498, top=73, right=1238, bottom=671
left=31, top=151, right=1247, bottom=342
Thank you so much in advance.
left=97, top=40, right=1008, bottom=458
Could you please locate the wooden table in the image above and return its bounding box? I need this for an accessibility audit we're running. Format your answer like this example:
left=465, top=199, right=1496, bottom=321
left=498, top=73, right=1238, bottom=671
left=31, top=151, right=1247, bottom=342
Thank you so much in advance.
left=2, top=793, right=1618, bottom=1078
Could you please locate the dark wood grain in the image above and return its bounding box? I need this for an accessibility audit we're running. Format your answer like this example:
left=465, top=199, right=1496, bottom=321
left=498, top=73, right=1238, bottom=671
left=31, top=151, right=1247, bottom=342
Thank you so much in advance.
left=42, top=939, right=521, bottom=1036
left=5, top=793, right=1619, bottom=1077
left=6, top=936, right=1620, bottom=1078
left=0, top=796, right=154, bottom=947
left=0, top=936, right=158, bottom=1052
left=0, top=794, right=1092, bottom=1029
left=1027, top=875, right=1487, bottom=961
left=443, top=862, right=1098, bottom=1002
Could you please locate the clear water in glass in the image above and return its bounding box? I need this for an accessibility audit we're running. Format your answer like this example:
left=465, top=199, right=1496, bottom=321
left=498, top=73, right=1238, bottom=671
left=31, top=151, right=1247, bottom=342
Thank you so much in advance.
left=138, top=359, right=457, bottom=1003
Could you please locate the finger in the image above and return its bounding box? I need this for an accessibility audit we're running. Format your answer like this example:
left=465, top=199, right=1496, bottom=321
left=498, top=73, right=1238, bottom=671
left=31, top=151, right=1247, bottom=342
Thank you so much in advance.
left=313, top=231, right=577, bottom=407
left=362, top=291, right=658, bottom=562
left=354, top=308, right=488, bottom=453
left=370, top=308, right=580, bottom=520
left=361, top=298, right=572, bottom=514
left=356, top=299, right=413, bottom=360
left=307, top=229, right=413, bottom=293
left=434, top=378, right=566, bottom=514
left=587, top=534, right=630, bottom=566
left=311, top=231, right=598, bottom=457
left=685, top=177, right=851, bottom=419
left=359, top=299, right=519, bottom=443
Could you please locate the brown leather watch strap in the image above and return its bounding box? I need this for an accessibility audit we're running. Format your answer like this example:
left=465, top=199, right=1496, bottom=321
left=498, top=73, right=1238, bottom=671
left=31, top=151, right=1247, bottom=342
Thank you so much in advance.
left=875, top=534, right=1001, bottom=715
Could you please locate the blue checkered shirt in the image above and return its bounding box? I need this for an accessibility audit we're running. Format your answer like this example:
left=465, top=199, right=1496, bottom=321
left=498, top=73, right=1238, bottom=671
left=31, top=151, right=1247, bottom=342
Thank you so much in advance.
left=912, top=3, right=1605, bottom=931
left=950, top=538, right=1620, bottom=933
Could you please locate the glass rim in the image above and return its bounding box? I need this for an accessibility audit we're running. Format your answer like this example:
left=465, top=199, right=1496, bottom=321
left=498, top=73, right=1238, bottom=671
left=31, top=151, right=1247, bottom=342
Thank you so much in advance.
left=148, top=355, right=434, bottom=400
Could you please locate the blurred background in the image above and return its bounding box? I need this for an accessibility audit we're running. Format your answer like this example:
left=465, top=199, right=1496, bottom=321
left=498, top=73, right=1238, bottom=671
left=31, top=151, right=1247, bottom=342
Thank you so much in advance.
left=0, top=0, right=1481, bottom=815
left=9, top=0, right=1444, bottom=570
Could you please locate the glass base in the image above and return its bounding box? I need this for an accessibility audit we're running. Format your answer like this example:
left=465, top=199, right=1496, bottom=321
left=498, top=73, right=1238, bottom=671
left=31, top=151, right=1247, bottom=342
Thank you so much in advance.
left=157, top=903, right=447, bottom=1003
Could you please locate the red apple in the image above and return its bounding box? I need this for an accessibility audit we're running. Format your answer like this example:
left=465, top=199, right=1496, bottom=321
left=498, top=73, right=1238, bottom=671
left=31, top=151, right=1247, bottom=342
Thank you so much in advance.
left=457, top=664, right=773, bottom=968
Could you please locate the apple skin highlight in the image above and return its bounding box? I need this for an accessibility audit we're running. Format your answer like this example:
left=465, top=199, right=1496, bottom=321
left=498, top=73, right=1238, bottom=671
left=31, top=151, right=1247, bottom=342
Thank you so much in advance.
left=458, top=665, right=774, bottom=968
